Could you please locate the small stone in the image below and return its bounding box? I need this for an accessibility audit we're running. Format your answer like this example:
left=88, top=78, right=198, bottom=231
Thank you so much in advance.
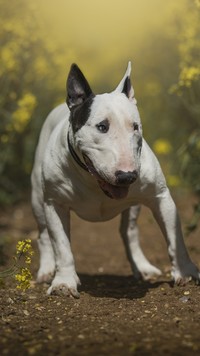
left=7, top=297, right=14, bottom=304
left=179, top=296, right=190, bottom=303
left=78, top=334, right=85, bottom=339
left=174, top=316, right=181, bottom=324
left=183, top=291, right=190, bottom=296
left=23, top=310, right=30, bottom=316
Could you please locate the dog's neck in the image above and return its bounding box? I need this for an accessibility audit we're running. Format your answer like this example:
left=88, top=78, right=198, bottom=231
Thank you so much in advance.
left=67, top=131, right=89, bottom=172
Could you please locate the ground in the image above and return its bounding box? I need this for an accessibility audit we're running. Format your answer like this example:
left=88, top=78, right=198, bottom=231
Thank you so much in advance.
left=0, top=191, right=200, bottom=356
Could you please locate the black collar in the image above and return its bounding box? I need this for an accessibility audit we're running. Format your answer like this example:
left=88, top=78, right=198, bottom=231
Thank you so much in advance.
left=67, top=132, right=89, bottom=172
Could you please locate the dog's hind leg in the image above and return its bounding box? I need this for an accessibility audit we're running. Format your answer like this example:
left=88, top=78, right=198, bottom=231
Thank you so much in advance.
left=148, top=189, right=200, bottom=284
left=120, top=205, right=162, bottom=280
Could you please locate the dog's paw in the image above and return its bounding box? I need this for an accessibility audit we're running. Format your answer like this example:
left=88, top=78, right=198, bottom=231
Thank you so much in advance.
left=48, top=284, right=80, bottom=298
left=37, top=271, right=54, bottom=284
left=47, top=272, right=80, bottom=298
left=135, top=263, right=162, bottom=281
left=37, top=266, right=55, bottom=284
left=172, top=262, right=200, bottom=286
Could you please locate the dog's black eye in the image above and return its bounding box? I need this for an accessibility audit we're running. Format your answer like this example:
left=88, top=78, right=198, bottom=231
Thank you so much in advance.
left=96, top=119, right=109, bottom=133
left=133, top=122, right=139, bottom=131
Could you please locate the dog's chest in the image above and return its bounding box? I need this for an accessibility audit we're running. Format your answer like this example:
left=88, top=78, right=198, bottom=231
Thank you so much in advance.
left=67, top=182, right=138, bottom=222
left=72, top=197, right=130, bottom=222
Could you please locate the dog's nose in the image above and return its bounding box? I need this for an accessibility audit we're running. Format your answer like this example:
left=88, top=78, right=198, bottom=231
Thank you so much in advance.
left=115, top=170, right=138, bottom=186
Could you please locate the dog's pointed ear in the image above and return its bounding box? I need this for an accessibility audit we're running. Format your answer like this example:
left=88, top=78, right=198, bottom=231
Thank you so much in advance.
left=66, top=64, right=93, bottom=109
left=115, top=61, right=134, bottom=100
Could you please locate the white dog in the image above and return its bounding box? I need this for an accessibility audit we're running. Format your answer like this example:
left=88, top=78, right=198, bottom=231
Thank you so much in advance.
left=31, top=62, right=199, bottom=297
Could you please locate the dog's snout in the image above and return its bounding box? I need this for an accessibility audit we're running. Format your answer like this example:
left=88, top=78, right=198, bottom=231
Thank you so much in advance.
left=115, top=170, right=138, bottom=186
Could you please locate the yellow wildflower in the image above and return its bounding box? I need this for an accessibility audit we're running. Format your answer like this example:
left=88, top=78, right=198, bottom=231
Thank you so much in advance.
left=25, top=256, right=31, bottom=264
left=15, top=268, right=32, bottom=290
left=12, top=93, right=37, bottom=133
left=153, top=139, right=172, bottom=155
left=179, top=66, right=200, bottom=87
left=1, top=46, right=16, bottom=71
left=167, top=175, right=181, bottom=188
left=16, top=239, right=31, bottom=254
left=0, top=239, right=34, bottom=291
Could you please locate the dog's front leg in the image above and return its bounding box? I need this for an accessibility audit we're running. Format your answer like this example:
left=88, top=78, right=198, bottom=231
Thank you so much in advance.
left=149, top=189, right=200, bottom=284
left=44, top=200, right=80, bottom=297
left=120, top=205, right=162, bottom=280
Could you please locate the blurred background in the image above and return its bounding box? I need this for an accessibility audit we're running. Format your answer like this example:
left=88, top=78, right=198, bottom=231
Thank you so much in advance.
left=0, top=0, right=199, bottom=227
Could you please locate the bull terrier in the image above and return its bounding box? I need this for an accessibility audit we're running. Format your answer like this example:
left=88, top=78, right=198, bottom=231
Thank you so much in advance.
left=31, top=62, right=199, bottom=297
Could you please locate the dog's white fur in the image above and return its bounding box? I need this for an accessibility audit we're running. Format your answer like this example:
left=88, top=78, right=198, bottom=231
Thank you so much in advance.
left=31, top=62, right=199, bottom=297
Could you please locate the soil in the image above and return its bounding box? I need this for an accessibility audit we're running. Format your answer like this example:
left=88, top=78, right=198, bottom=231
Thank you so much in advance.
left=0, top=192, right=200, bottom=356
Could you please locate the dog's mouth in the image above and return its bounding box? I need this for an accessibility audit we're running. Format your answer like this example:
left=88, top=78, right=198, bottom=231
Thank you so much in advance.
left=83, top=155, right=130, bottom=200
left=97, top=179, right=129, bottom=200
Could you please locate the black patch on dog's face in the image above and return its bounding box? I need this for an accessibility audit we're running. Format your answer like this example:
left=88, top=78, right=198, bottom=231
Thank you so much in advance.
left=69, top=94, right=94, bottom=133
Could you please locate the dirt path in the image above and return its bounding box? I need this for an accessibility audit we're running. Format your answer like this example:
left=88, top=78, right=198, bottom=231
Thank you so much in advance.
left=0, top=193, right=200, bottom=355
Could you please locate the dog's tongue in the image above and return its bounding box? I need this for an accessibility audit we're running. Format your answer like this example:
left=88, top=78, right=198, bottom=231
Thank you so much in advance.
left=83, top=156, right=129, bottom=199
left=98, top=180, right=129, bottom=200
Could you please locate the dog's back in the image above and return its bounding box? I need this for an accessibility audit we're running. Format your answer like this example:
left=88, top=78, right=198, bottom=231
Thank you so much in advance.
left=31, top=103, right=69, bottom=223
left=33, top=103, right=69, bottom=169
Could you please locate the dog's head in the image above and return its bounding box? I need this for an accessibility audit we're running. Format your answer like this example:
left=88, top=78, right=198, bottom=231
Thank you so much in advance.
left=66, top=62, right=142, bottom=200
